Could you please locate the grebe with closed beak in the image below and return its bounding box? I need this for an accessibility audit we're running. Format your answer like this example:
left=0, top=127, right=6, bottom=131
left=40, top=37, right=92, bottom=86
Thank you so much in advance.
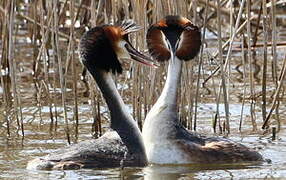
left=27, top=20, right=157, bottom=170
left=142, top=15, right=263, bottom=164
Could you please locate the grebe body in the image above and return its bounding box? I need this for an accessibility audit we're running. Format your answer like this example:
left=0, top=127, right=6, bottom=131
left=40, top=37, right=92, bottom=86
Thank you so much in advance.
left=143, top=15, right=263, bottom=164
left=27, top=20, right=156, bottom=170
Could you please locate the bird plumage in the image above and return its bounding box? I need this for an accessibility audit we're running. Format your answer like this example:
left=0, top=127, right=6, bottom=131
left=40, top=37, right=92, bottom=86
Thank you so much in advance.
left=143, top=15, right=263, bottom=165
left=27, top=20, right=153, bottom=170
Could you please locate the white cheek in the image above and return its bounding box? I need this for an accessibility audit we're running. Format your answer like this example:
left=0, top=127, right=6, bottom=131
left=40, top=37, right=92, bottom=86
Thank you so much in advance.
left=116, top=41, right=131, bottom=59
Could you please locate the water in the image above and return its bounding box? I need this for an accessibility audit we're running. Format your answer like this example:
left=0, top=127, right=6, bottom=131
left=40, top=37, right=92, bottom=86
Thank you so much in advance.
left=1, top=135, right=286, bottom=179
left=1, top=101, right=286, bottom=179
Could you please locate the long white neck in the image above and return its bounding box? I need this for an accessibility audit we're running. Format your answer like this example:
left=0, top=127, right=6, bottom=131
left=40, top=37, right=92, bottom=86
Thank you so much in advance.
left=159, top=56, right=182, bottom=108
left=91, top=68, right=147, bottom=164
left=146, top=56, right=182, bottom=122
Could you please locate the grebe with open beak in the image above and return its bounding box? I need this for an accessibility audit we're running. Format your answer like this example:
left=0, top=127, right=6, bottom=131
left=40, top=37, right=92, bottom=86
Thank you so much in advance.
left=27, top=20, right=157, bottom=170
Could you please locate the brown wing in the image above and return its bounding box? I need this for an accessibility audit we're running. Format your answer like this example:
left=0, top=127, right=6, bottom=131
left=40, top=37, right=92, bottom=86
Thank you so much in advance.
left=146, top=25, right=171, bottom=62
left=177, top=139, right=263, bottom=163
left=175, top=22, right=201, bottom=61
left=27, top=131, right=142, bottom=170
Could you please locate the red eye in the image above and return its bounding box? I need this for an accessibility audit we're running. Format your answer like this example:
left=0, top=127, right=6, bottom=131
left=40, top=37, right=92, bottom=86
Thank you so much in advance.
left=123, top=34, right=129, bottom=41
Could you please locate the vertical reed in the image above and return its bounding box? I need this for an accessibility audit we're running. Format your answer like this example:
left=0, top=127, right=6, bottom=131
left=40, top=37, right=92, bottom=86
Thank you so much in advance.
left=193, top=0, right=209, bottom=131
left=262, top=54, right=286, bottom=129
left=239, top=36, right=246, bottom=131
left=247, top=0, right=257, bottom=131
left=216, top=0, right=230, bottom=133
left=1, top=0, right=12, bottom=136
left=262, top=0, right=268, bottom=122
left=69, top=0, right=79, bottom=140
left=0, top=0, right=285, bottom=140
left=8, top=0, right=24, bottom=136
left=271, top=0, right=278, bottom=84
left=51, top=0, right=70, bottom=144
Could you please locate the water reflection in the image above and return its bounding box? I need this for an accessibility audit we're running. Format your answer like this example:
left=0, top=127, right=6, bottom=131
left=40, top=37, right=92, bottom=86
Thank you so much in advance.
left=142, top=163, right=260, bottom=180
left=234, top=60, right=261, bottom=84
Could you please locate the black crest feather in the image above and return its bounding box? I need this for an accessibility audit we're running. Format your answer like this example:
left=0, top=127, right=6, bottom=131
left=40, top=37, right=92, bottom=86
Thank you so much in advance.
left=79, top=26, right=123, bottom=74
left=120, top=19, right=142, bottom=34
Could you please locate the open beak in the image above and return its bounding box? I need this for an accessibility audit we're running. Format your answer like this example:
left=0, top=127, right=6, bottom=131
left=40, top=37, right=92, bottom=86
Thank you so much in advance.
left=125, top=42, right=159, bottom=68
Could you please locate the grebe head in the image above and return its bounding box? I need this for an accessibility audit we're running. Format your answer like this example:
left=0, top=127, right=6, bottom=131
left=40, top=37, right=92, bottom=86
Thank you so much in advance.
left=146, top=15, right=201, bottom=62
left=79, top=20, right=157, bottom=74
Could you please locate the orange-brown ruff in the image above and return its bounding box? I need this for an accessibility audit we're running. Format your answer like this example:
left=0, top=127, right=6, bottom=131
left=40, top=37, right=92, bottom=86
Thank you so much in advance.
left=27, top=20, right=153, bottom=170
left=146, top=16, right=201, bottom=61
left=142, top=15, right=263, bottom=164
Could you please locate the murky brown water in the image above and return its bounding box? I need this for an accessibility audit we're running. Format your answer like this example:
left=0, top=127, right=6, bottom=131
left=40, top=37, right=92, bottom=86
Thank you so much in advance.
left=1, top=108, right=286, bottom=179
left=1, top=7, right=286, bottom=180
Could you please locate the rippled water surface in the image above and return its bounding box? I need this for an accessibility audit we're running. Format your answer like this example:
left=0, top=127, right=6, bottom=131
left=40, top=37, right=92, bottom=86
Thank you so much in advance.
left=1, top=103, right=286, bottom=179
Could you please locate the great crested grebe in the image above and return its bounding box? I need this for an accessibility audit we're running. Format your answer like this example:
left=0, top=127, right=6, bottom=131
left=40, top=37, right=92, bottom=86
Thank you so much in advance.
left=142, top=15, right=263, bottom=164
left=27, top=20, right=157, bottom=170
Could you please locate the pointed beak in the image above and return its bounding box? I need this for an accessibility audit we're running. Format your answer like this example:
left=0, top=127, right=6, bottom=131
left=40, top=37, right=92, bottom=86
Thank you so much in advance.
left=124, top=42, right=159, bottom=68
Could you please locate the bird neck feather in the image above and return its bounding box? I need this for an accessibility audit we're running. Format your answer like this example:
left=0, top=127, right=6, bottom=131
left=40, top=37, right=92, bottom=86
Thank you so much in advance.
left=91, top=68, right=147, bottom=161
left=147, top=56, right=182, bottom=121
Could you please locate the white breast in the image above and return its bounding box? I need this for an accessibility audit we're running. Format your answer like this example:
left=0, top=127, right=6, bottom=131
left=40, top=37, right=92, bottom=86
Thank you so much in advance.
left=144, top=140, right=191, bottom=164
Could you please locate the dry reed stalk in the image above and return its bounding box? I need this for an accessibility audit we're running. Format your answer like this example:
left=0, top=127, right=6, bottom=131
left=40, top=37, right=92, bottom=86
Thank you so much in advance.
left=91, top=88, right=101, bottom=138
left=131, top=66, right=140, bottom=128
left=94, top=0, right=104, bottom=25
left=202, top=15, right=255, bottom=86
left=136, top=0, right=150, bottom=129
left=229, top=0, right=234, bottom=37
left=143, top=0, right=157, bottom=118
left=193, top=0, right=209, bottom=131
left=40, top=80, right=55, bottom=132
left=84, top=0, right=101, bottom=137
left=0, top=0, right=12, bottom=136
left=239, top=36, right=247, bottom=131
left=138, top=70, right=144, bottom=130
left=177, top=0, right=188, bottom=17
left=146, top=67, right=157, bottom=113
left=68, top=0, right=79, bottom=140
left=270, top=0, right=281, bottom=126
left=210, top=61, right=221, bottom=133
left=216, top=0, right=230, bottom=133
left=97, top=99, right=102, bottom=137
left=129, top=0, right=139, bottom=128
left=247, top=0, right=257, bottom=131
left=8, top=0, right=24, bottom=136
left=187, top=65, right=195, bottom=130
left=262, top=53, right=286, bottom=129
left=192, top=0, right=197, bottom=22
left=32, top=2, right=57, bottom=80
left=199, top=0, right=233, bottom=16
left=51, top=0, right=70, bottom=144
left=38, top=0, right=55, bottom=132
left=180, top=66, right=188, bottom=127
left=262, top=54, right=286, bottom=129
left=52, top=45, right=59, bottom=133
left=142, top=1, right=152, bottom=121
left=252, top=3, right=263, bottom=48
left=271, top=0, right=278, bottom=85
left=228, top=0, right=234, bottom=94
left=18, top=13, right=75, bottom=42
left=262, top=0, right=268, bottom=122
left=36, top=81, right=44, bottom=125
